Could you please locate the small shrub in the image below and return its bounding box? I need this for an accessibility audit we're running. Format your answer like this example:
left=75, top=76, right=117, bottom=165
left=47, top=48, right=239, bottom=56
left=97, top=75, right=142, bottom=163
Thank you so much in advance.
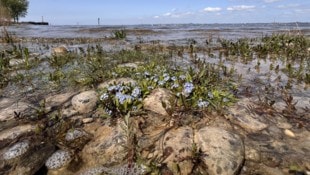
left=113, top=29, right=127, bottom=39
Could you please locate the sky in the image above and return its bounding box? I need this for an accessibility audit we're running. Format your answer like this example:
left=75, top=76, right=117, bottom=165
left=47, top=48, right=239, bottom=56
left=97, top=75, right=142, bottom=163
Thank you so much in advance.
left=22, top=0, right=310, bottom=25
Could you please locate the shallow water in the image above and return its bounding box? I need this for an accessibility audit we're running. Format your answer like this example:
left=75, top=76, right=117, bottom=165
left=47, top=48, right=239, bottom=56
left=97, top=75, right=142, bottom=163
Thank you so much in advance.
left=5, top=22, right=310, bottom=41
left=1, top=23, right=310, bottom=108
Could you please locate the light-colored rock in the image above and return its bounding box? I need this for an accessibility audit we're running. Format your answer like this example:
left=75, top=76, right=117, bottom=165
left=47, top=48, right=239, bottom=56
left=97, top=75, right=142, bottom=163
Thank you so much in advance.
left=71, top=90, right=98, bottom=114
left=77, top=166, right=109, bottom=175
left=226, top=100, right=268, bottom=132
left=82, top=117, right=94, bottom=124
left=52, top=46, right=68, bottom=55
left=97, top=78, right=137, bottom=90
left=163, top=127, right=194, bottom=175
left=117, top=62, right=140, bottom=69
left=77, top=164, right=146, bottom=175
left=245, top=147, right=261, bottom=162
left=0, top=102, right=35, bottom=121
left=276, top=122, right=292, bottom=129
left=63, top=128, right=92, bottom=150
left=143, top=88, right=173, bottom=116
left=9, top=59, right=25, bottom=66
left=44, top=92, right=76, bottom=112
left=194, top=127, right=245, bottom=175
left=0, top=124, right=36, bottom=148
left=258, top=164, right=285, bottom=175
left=0, top=98, right=15, bottom=110
left=62, top=107, right=78, bottom=117
left=284, top=129, right=295, bottom=138
left=80, top=122, right=127, bottom=167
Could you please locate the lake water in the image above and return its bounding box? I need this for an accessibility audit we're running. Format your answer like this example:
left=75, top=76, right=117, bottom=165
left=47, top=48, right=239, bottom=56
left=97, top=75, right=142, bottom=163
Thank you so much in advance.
left=5, top=22, right=310, bottom=41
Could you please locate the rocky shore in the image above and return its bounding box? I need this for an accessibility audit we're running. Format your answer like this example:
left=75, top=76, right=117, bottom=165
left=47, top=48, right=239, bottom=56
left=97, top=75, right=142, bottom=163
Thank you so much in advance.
left=0, top=28, right=309, bottom=174
left=0, top=75, right=309, bottom=175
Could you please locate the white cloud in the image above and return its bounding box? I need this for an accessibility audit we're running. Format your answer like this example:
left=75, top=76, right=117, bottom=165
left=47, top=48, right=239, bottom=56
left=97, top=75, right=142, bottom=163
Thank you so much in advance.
left=277, top=4, right=300, bottom=9
left=294, top=8, right=310, bottom=14
left=264, top=0, right=282, bottom=3
left=157, top=9, right=195, bottom=19
left=203, top=7, right=222, bottom=12
left=227, top=5, right=255, bottom=11
left=163, top=12, right=172, bottom=17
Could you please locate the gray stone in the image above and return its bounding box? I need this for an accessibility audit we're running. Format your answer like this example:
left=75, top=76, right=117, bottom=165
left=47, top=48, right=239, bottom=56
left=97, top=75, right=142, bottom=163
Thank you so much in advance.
left=45, top=150, right=73, bottom=170
left=194, top=127, right=245, bottom=175
left=71, top=90, right=98, bottom=114
left=2, top=140, right=30, bottom=160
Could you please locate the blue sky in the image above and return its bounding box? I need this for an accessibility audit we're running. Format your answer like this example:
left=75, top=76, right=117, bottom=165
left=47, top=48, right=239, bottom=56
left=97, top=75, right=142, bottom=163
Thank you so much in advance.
left=23, top=0, right=310, bottom=25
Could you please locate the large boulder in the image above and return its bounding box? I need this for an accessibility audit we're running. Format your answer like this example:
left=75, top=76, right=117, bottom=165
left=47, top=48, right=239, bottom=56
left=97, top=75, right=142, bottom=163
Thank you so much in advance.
left=80, top=122, right=127, bottom=167
left=71, top=90, right=98, bottom=114
left=143, top=88, right=173, bottom=116
left=194, top=127, right=245, bottom=175
left=141, top=126, right=194, bottom=175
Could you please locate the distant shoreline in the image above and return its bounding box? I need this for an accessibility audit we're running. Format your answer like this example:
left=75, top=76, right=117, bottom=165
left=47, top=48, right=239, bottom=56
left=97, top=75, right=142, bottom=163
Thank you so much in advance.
left=20, top=21, right=49, bottom=25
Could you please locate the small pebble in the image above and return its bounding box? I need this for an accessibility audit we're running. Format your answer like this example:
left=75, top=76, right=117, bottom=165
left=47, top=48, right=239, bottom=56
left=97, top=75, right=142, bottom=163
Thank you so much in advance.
left=284, top=129, right=295, bottom=138
left=82, top=118, right=94, bottom=124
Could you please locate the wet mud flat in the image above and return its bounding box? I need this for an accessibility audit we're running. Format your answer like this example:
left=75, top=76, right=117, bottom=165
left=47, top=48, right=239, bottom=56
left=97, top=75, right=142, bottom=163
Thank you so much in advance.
left=0, top=24, right=310, bottom=175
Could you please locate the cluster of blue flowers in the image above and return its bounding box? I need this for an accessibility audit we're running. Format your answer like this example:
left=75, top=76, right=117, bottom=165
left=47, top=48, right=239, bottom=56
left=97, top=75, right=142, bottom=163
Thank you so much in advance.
left=115, top=92, right=133, bottom=104
left=197, top=99, right=209, bottom=108
left=104, top=84, right=141, bottom=105
left=182, top=82, right=195, bottom=97
left=100, top=83, right=143, bottom=115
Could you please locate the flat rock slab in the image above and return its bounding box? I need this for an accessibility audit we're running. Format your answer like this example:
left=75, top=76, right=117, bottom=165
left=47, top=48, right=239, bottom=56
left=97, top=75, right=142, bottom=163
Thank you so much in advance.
left=0, top=98, right=15, bottom=111
left=44, top=92, right=76, bottom=112
left=0, top=102, right=34, bottom=122
left=194, top=127, right=245, bottom=175
left=0, top=124, right=36, bottom=149
left=226, top=100, right=268, bottom=132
